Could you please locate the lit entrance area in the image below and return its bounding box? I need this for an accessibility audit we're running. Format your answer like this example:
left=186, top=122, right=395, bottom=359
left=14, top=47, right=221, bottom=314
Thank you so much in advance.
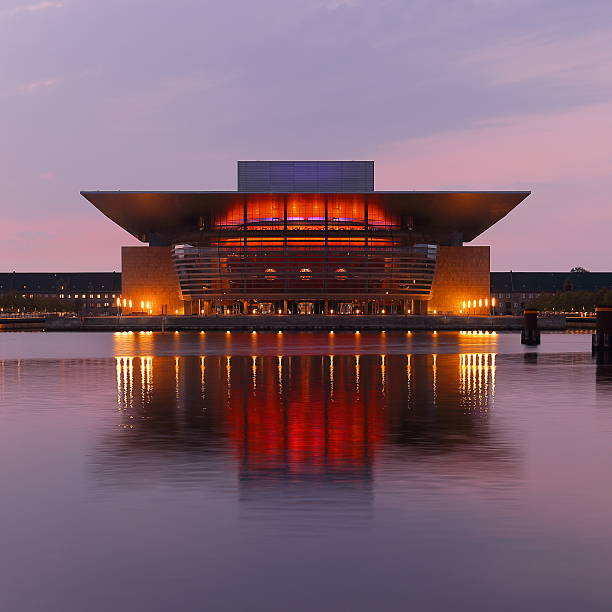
left=297, top=302, right=315, bottom=315
left=184, top=299, right=430, bottom=315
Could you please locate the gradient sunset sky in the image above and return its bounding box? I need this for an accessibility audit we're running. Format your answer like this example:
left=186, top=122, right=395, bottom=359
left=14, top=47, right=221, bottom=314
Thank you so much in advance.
left=2, top=0, right=612, bottom=271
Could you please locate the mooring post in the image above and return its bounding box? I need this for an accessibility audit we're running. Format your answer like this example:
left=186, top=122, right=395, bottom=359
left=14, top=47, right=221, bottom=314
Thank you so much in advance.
left=521, top=309, right=540, bottom=345
left=592, top=306, right=612, bottom=358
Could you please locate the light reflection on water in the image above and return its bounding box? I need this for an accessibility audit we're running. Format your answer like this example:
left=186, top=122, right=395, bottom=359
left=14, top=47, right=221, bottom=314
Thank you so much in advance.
left=1, top=331, right=612, bottom=611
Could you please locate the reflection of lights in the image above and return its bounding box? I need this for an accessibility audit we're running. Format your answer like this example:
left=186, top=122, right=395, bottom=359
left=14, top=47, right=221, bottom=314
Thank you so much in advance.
left=459, top=353, right=496, bottom=408
left=200, top=356, right=206, bottom=400
left=226, top=356, right=231, bottom=397
left=299, top=268, right=312, bottom=280
left=277, top=355, right=283, bottom=393
left=355, top=354, right=360, bottom=392
left=406, top=354, right=411, bottom=386
left=252, top=355, right=257, bottom=390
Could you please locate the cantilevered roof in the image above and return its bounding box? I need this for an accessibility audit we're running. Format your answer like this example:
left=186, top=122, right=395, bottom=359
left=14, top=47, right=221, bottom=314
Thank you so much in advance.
left=81, top=191, right=530, bottom=243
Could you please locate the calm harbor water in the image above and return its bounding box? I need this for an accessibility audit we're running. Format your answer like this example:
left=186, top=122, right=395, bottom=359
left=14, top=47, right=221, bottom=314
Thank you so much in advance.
left=1, top=330, right=611, bottom=611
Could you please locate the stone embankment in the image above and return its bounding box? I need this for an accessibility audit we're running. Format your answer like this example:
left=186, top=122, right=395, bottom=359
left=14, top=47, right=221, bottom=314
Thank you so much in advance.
left=40, top=314, right=568, bottom=332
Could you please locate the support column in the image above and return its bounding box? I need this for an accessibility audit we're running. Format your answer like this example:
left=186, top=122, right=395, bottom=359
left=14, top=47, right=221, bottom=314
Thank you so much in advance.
left=521, top=309, right=541, bottom=345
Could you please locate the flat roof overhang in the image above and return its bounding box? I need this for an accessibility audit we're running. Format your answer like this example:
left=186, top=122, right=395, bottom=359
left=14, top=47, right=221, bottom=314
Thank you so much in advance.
left=81, top=190, right=530, bottom=243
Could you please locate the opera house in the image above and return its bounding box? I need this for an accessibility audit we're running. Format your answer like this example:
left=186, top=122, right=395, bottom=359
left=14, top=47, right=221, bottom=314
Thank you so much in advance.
left=81, top=161, right=529, bottom=316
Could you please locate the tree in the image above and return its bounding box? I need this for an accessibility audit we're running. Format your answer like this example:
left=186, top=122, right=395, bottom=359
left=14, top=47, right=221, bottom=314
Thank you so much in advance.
left=570, top=267, right=590, bottom=273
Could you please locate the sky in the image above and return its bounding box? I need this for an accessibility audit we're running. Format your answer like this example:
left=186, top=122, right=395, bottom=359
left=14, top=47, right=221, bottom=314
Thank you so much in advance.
left=1, top=0, right=612, bottom=271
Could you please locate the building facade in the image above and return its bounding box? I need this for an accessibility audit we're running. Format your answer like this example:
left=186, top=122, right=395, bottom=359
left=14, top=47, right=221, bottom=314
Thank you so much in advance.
left=491, top=271, right=612, bottom=314
left=82, top=161, right=529, bottom=315
left=0, top=272, right=121, bottom=313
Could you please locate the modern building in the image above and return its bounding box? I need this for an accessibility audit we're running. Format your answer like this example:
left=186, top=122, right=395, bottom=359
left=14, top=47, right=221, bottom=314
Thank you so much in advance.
left=491, top=271, right=612, bottom=314
left=0, top=272, right=121, bottom=312
left=81, top=161, right=530, bottom=315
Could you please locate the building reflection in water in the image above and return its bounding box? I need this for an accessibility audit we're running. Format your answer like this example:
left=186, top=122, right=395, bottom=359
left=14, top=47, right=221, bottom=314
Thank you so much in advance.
left=99, top=346, right=513, bottom=522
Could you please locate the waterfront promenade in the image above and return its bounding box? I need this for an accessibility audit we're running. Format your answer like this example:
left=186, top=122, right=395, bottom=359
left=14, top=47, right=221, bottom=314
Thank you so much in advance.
left=16, top=313, right=568, bottom=332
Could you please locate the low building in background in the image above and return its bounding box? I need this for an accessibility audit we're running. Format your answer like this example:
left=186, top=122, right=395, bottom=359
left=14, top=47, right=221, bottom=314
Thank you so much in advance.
left=491, top=272, right=612, bottom=314
left=81, top=161, right=529, bottom=316
left=0, top=272, right=121, bottom=313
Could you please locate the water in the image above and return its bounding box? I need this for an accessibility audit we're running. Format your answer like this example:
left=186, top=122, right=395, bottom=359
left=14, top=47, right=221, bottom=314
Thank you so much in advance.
left=1, top=330, right=611, bottom=611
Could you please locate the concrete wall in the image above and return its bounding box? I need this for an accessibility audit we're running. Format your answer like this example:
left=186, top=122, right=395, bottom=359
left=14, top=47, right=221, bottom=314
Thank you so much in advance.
left=122, top=246, right=184, bottom=315
left=42, top=314, right=568, bottom=331
left=429, top=246, right=490, bottom=315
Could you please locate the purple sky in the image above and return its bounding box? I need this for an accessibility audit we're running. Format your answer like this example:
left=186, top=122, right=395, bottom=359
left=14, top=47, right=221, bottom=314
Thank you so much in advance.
left=2, top=0, right=612, bottom=271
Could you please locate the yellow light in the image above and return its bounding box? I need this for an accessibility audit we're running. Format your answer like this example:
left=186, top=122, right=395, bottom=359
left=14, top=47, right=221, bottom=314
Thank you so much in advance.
left=146, top=301, right=150, bottom=310
left=462, top=301, right=466, bottom=309
left=174, top=331, right=179, bottom=334
left=253, top=309, right=257, bottom=314
left=381, top=309, right=385, bottom=314
left=485, top=298, right=489, bottom=307
left=252, top=330, right=256, bottom=334
left=459, top=309, right=463, bottom=314
left=468, top=300, right=471, bottom=309
left=330, top=309, right=334, bottom=314
left=129, top=300, right=132, bottom=308
left=200, top=331, right=205, bottom=334
left=355, top=330, right=360, bottom=335
left=277, top=330, right=282, bottom=334
left=479, top=299, right=482, bottom=308
left=407, top=309, right=411, bottom=314
left=141, top=301, right=145, bottom=310
left=175, top=309, right=178, bottom=314
left=278, top=309, right=282, bottom=314
left=116, top=297, right=121, bottom=306
left=329, top=330, right=334, bottom=335
left=492, top=297, right=496, bottom=307
left=123, top=298, right=127, bottom=307
left=433, top=309, right=437, bottom=314
left=226, top=330, right=231, bottom=334
left=148, top=309, right=152, bottom=314
left=356, top=309, right=360, bottom=314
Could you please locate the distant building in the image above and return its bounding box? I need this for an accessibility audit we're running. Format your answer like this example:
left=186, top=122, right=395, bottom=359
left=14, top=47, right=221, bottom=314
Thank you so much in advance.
left=490, top=272, right=612, bottom=314
left=81, top=160, right=529, bottom=315
left=0, top=272, right=121, bottom=313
